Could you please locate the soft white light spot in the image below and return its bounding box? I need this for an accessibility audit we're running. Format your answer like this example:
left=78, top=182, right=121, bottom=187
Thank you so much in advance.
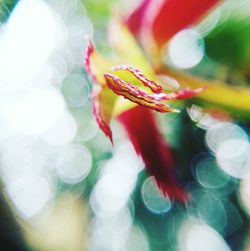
left=87, top=208, right=132, bottom=251
left=0, top=0, right=61, bottom=82
left=41, top=113, right=77, bottom=146
left=206, top=122, right=248, bottom=153
left=91, top=173, right=133, bottom=214
left=216, top=139, right=250, bottom=179
left=49, top=53, right=68, bottom=86
left=168, top=28, right=204, bottom=69
left=90, top=148, right=139, bottom=216
left=0, top=144, right=45, bottom=184
left=124, top=225, right=149, bottom=251
left=239, top=180, right=250, bottom=215
left=187, top=105, right=223, bottom=130
left=194, top=156, right=230, bottom=189
left=76, top=119, right=98, bottom=142
left=0, top=87, right=65, bottom=135
left=115, top=140, right=145, bottom=172
left=0, top=119, right=15, bottom=141
left=141, top=176, right=172, bottom=214
left=6, top=176, right=52, bottom=218
left=65, top=15, right=93, bottom=65
left=178, top=220, right=231, bottom=251
left=0, top=63, right=55, bottom=94
left=56, top=145, right=92, bottom=184
left=48, top=0, right=79, bottom=18
left=62, top=73, right=90, bottom=107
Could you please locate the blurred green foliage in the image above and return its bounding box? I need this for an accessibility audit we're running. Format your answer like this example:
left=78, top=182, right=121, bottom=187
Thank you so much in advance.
left=0, top=0, right=19, bottom=23
left=83, top=0, right=116, bottom=53
left=205, top=17, right=250, bottom=70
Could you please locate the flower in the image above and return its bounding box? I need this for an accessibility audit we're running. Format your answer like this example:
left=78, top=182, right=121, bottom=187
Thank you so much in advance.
left=85, top=21, right=203, bottom=143
left=85, top=0, right=250, bottom=202
left=85, top=20, right=203, bottom=202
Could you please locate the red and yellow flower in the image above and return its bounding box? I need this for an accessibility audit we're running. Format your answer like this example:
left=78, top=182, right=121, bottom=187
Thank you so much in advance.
left=85, top=0, right=250, bottom=202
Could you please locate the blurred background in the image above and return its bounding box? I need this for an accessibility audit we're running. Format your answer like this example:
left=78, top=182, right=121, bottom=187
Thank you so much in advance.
left=0, top=0, right=250, bottom=250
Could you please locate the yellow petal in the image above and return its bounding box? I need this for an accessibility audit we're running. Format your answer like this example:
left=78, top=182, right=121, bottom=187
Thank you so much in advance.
left=164, top=68, right=250, bottom=112
left=109, top=19, right=155, bottom=77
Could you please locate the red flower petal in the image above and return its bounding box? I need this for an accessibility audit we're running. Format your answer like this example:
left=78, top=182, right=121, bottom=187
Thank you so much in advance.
left=84, top=41, right=97, bottom=83
left=84, top=42, right=117, bottom=144
left=152, top=0, right=220, bottom=47
left=127, top=0, right=220, bottom=47
left=126, top=0, right=152, bottom=38
left=119, top=106, right=188, bottom=202
left=92, top=86, right=114, bottom=144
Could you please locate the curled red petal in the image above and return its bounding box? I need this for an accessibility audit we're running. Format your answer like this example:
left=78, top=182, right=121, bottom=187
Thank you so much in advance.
left=104, top=73, right=176, bottom=113
left=84, top=41, right=97, bottom=83
left=118, top=106, right=188, bottom=202
left=84, top=42, right=116, bottom=144
left=113, top=65, right=163, bottom=93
